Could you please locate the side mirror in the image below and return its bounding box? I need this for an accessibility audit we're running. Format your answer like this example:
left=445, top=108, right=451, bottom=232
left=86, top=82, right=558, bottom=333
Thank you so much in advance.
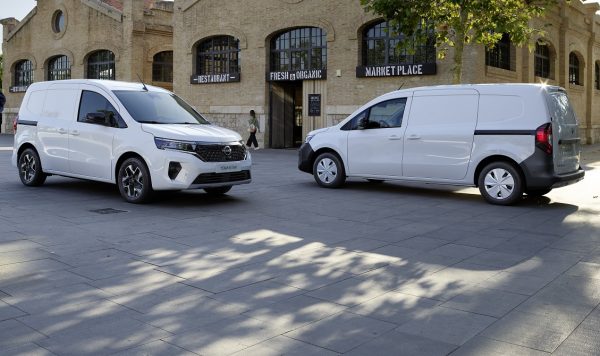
left=86, top=112, right=108, bottom=126
left=357, top=117, right=369, bottom=130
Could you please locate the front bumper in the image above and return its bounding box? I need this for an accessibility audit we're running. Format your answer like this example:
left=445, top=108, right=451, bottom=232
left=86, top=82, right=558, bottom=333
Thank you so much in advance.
left=298, top=143, right=315, bottom=174
left=148, top=150, right=252, bottom=190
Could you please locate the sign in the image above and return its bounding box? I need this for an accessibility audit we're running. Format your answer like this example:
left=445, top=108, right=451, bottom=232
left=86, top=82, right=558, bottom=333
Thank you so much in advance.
left=308, top=94, right=321, bottom=117
left=190, top=73, right=240, bottom=84
left=356, top=63, right=437, bottom=78
left=9, top=86, right=28, bottom=93
left=267, top=69, right=326, bottom=82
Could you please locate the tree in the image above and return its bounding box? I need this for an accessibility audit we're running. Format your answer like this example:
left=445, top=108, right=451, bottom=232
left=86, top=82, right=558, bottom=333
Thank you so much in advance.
left=360, top=0, right=564, bottom=84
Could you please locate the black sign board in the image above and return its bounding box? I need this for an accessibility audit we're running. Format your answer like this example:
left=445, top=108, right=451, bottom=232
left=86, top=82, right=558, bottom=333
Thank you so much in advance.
left=268, top=69, right=326, bottom=82
left=9, top=86, right=28, bottom=93
left=308, top=94, right=321, bottom=117
left=356, top=63, right=437, bottom=78
left=190, top=73, right=240, bottom=84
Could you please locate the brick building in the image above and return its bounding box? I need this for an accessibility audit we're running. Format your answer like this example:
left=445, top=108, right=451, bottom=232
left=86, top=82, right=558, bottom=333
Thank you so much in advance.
left=3, top=0, right=600, bottom=146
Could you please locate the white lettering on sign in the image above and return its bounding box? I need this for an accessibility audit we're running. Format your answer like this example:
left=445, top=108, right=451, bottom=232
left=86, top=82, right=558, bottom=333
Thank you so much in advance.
left=361, top=64, right=428, bottom=77
left=269, top=70, right=325, bottom=81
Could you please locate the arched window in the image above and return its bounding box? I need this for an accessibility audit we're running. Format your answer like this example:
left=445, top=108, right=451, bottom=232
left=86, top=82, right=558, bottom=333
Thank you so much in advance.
left=152, top=51, right=173, bottom=83
left=271, top=27, right=326, bottom=72
left=534, top=42, right=551, bottom=79
left=14, top=60, right=34, bottom=87
left=47, top=55, right=71, bottom=81
left=196, top=36, right=240, bottom=75
left=87, top=50, right=115, bottom=80
left=362, top=21, right=436, bottom=66
left=595, top=62, right=599, bottom=90
left=486, top=34, right=512, bottom=70
left=569, top=52, right=581, bottom=85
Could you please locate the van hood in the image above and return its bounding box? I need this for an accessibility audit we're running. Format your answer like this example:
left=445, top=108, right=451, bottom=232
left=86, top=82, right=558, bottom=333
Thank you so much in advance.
left=141, top=124, right=241, bottom=143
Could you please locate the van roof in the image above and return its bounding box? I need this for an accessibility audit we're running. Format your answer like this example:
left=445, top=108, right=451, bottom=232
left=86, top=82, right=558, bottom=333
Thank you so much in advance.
left=390, top=83, right=562, bottom=97
left=26, top=79, right=169, bottom=93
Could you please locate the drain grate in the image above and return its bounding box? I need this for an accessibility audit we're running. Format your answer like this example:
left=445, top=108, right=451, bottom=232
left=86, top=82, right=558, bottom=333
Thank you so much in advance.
left=90, top=208, right=128, bottom=215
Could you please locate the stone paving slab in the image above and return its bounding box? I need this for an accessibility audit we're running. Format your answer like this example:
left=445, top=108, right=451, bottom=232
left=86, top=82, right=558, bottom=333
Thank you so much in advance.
left=0, top=137, right=599, bottom=355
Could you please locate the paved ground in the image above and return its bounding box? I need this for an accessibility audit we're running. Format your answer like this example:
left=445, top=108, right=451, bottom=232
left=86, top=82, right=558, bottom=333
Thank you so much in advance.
left=0, top=133, right=600, bottom=356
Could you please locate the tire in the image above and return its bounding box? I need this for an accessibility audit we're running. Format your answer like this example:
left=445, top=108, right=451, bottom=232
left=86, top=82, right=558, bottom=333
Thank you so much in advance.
left=18, top=148, right=47, bottom=187
left=117, top=157, right=153, bottom=204
left=313, top=152, right=346, bottom=188
left=478, top=161, right=523, bottom=206
left=526, top=188, right=552, bottom=197
left=204, top=186, right=232, bottom=195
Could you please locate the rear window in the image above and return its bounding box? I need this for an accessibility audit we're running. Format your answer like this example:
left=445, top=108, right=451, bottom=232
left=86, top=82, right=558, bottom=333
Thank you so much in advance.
left=548, top=91, right=577, bottom=126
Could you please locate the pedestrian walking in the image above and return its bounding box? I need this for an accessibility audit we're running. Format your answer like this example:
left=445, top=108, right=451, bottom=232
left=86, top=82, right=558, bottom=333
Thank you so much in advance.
left=0, top=90, right=6, bottom=134
left=246, top=109, right=259, bottom=150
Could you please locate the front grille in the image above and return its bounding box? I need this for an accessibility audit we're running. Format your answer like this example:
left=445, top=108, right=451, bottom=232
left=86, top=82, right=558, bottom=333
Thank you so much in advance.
left=192, top=170, right=251, bottom=185
left=195, top=144, right=246, bottom=162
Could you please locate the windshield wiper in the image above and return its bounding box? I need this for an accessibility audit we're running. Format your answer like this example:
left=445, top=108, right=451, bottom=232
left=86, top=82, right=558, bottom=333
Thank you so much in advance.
left=137, top=120, right=164, bottom=124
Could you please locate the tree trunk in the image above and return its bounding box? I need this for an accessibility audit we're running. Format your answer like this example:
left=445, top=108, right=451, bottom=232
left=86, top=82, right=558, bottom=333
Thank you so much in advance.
left=452, top=9, right=469, bottom=84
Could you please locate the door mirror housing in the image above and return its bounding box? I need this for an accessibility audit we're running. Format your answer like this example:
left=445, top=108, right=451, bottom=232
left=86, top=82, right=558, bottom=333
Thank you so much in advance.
left=357, top=117, right=369, bottom=130
left=85, top=112, right=109, bottom=126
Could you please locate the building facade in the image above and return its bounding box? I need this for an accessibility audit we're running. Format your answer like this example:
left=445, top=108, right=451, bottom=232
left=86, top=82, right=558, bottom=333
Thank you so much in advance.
left=3, top=0, right=600, bottom=145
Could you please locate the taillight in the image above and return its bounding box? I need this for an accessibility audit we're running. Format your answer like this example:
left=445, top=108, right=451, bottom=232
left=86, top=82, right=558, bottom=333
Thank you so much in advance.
left=13, top=115, right=19, bottom=133
left=535, top=123, right=552, bottom=155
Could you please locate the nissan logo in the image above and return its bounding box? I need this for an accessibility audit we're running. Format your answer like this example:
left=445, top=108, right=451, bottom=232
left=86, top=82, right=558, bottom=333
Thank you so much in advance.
left=222, top=146, right=232, bottom=156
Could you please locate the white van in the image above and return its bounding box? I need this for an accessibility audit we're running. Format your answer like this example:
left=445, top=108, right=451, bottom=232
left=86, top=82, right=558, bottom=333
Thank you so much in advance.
left=298, top=84, right=584, bottom=205
left=13, top=80, right=252, bottom=203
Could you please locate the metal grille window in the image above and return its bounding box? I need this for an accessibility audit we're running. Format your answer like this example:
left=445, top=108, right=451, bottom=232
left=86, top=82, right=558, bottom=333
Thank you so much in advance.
left=196, top=36, right=240, bottom=75
left=534, top=43, right=551, bottom=79
left=363, top=21, right=436, bottom=66
left=87, top=50, right=115, bottom=80
left=486, top=34, right=512, bottom=70
left=569, top=52, right=581, bottom=85
left=14, top=60, right=34, bottom=87
left=152, top=51, right=173, bottom=82
left=271, top=28, right=327, bottom=71
left=47, top=55, right=71, bottom=81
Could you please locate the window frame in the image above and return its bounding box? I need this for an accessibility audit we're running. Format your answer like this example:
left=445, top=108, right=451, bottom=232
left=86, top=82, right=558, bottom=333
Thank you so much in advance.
left=152, top=51, right=173, bottom=83
left=195, top=36, right=240, bottom=76
left=77, top=90, right=125, bottom=128
left=14, top=60, right=34, bottom=88
left=270, top=27, right=327, bottom=72
left=47, top=55, right=71, bottom=81
left=362, top=21, right=436, bottom=66
left=86, top=50, right=116, bottom=80
left=569, top=52, right=581, bottom=85
left=534, top=42, right=551, bottom=79
left=486, top=33, right=512, bottom=70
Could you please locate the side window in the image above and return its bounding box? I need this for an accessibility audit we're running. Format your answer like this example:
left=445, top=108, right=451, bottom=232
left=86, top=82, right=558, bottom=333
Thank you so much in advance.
left=341, top=109, right=369, bottom=131
left=78, top=90, right=119, bottom=126
left=367, top=98, right=407, bottom=129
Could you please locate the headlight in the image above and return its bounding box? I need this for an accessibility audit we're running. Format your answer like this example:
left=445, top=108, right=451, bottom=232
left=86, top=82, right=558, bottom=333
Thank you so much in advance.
left=305, top=134, right=315, bottom=143
left=154, top=137, right=196, bottom=152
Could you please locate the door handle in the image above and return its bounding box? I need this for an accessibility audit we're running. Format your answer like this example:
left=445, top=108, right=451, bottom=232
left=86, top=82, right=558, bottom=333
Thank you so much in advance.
left=388, top=135, right=403, bottom=141
left=57, top=128, right=68, bottom=134
left=407, top=134, right=421, bottom=140
left=70, top=130, right=80, bottom=136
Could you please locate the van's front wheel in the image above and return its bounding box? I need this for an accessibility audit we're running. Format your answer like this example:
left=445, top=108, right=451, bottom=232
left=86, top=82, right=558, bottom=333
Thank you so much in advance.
left=478, top=162, right=523, bottom=205
left=313, top=153, right=346, bottom=188
left=118, top=157, right=153, bottom=204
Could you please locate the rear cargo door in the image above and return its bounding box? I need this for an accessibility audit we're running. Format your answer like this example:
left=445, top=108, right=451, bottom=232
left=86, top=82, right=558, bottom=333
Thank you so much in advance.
left=546, top=89, right=581, bottom=175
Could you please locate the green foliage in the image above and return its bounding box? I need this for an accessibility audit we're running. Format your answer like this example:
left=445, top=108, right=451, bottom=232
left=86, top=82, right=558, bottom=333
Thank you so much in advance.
left=360, top=0, right=564, bottom=83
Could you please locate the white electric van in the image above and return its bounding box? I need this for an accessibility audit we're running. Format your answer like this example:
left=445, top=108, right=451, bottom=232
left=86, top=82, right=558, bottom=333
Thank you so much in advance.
left=298, top=84, right=584, bottom=205
left=13, top=80, right=252, bottom=203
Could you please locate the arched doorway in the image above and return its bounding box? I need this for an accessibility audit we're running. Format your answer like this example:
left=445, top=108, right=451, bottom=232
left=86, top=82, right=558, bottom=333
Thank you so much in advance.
left=268, top=27, right=327, bottom=148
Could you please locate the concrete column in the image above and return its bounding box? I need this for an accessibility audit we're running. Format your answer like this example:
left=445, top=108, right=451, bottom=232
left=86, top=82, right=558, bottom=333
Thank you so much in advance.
left=120, top=0, right=146, bottom=82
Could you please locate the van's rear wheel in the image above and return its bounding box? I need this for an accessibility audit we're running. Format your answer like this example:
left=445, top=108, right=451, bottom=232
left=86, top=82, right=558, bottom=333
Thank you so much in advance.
left=118, top=157, right=153, bottom=204
left=18, top=148, right=46, bottom=187
left=313, top=153, right=346, bottom=188
left=526, top=188, right=552, bottom=197
left=478, top=162, right=523, bottom=205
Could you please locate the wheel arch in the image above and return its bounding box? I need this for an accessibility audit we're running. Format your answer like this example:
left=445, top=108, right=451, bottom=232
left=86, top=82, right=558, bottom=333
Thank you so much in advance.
left=114, top=151, right=148, bottom=183
left=312, top=147, right=346, bottom=173
left=17, top=142, right=38, bottom=159
left=473, top=155, right=525, bottom=187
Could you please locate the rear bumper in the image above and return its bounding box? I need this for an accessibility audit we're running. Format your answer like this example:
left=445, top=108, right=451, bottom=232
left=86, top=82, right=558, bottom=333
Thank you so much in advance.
left=298, top=143, right=315, bottom=174
left=519, top=148, right=585, bottom=190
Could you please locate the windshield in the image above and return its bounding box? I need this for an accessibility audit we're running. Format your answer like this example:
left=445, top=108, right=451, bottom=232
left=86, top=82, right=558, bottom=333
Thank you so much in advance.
left=113, top=91, right=210, bottom=124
